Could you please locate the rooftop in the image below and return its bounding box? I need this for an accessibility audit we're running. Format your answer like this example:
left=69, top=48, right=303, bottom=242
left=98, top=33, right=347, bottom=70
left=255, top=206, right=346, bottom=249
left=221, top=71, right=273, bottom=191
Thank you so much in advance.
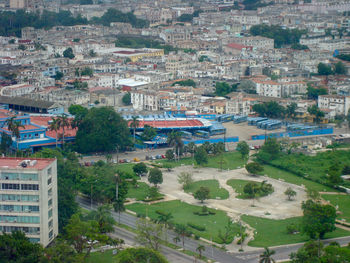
left=0, top=157, right=55, bottom=170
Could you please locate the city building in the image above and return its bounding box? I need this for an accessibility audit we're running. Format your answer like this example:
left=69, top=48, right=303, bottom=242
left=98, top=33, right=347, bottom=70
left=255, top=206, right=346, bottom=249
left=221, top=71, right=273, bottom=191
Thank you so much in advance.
left=0, top=157, right=58, bottom=247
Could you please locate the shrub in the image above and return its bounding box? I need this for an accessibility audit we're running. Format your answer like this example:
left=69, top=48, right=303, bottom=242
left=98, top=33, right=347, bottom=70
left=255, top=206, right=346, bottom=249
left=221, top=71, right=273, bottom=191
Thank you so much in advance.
left=187, top=222, right=206, bottom=231
left=286, top=223, right=299, bottom=234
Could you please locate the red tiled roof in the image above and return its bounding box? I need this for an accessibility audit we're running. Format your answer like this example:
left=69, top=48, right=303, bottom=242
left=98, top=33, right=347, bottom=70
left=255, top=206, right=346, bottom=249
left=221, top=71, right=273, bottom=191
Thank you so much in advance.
left=30, top=116, right=77, bottom=138
left=130, top=119, right=204, bottom=128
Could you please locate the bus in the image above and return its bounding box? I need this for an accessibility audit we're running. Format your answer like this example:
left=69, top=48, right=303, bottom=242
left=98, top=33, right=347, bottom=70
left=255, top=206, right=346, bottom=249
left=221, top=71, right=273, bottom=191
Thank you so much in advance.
left=194, top=130, right=210, bottom=138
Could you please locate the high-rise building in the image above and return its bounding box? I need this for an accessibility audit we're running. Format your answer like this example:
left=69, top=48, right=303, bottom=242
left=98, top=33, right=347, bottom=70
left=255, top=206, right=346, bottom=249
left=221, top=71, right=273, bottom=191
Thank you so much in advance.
left=0, top=157, right=58, bottom=247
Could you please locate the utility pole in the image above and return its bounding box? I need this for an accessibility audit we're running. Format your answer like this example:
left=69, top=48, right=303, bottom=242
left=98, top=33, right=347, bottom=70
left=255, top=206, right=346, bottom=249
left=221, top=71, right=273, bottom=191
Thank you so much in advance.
left=90, top=184, right=93, bottom=209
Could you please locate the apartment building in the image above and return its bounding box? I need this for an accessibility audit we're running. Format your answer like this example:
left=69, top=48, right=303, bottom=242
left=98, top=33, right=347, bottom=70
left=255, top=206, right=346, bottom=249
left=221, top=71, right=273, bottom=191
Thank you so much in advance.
left=0, top=158, right=58, bottom=247
left=318, top=95, right=350, bottom=117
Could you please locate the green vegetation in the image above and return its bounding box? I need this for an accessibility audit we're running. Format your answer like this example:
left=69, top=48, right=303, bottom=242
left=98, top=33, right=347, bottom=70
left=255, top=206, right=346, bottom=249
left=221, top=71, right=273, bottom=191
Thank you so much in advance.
left=115, top=36, right=177, bottom=54
left=122, top=92, right=131, bottom=105
left=214, top=82, right=238, bottom=96
left=307, top=84, right=328, bottom=100
left=227, top=179, right=273, bottom=199
left=172, top=79, right=196, bottom=87
left=159, top=151, right=246, bottom=170
left=262, top=165, right=334, bottom=192
left=267, top=150, right=350, bottom=189
left=185, top=180, right=229, bottom=200
left=322, top=194, right=350, bottom=223
left=87, top=249, right=115, bottom=263
left=252, top=101, right=286, bottom=118
left=241, top=215, right=350, bottom=247
left=250, top=24, right=306, bottom=48
left=127, top=200, right=240, bottom=244
left=114, top=247, right=168, bottom=263
left=126, top=182, right=153, bottom=200
left=337, top=54, right=350, bottom=62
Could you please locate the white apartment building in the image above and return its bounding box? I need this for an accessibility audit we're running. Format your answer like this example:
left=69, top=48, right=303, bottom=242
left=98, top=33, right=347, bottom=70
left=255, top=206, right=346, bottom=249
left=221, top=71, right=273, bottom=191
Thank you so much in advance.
left=0, top=83, right=36, bottom=97
left=0, top=158, right=58, bottom=247
left=318, top=95, right=350, bottom=117
left=226, top=94, right=251, bottom=116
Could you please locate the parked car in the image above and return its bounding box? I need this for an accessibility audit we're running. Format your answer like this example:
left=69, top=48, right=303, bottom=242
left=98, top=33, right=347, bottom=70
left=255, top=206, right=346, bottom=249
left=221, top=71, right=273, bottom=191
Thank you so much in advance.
left=156, top=155, right=162, bottom=159
left=119, top=159, right=125, bottom=163
left=161, top=155, right=166, bottom=159
left=254, top=145, right=261, bottom=150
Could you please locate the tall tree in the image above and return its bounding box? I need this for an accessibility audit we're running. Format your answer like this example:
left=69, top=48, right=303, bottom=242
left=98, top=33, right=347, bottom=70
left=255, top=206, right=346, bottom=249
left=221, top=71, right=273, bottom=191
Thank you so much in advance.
left=148, top=168, right=163, bottom=187
left=308, top=105, right=325, bottom=124
left=130, top=116, right=139, bottom=144
left=6, top=116, right=24, bottom=150
left=194, top=186, right=210, bottom=203
left=167, top=131, right=183, bottom=161
left=85, top=204, right=115, bottom=233
left=194, top=146, right=208, bottom=165
left=259, top=247, right=276, bottom=263
left=56, top=115, right=70, bottom=148
left=135, top=218, right=163, bottom=251
left=237, top=141, right=250, bottom=159
left=49, top=117, right=60, bottom=148
left=75, top=107, right=131, bottom=153
left=174, top=224, right=191, bottom=248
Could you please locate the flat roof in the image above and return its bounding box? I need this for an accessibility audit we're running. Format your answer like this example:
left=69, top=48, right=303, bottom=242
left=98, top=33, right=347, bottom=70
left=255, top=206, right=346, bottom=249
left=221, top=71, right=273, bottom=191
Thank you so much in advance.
left=0, top=157, right=55, bottom=170
left=0, top=96, right=55, bottom=109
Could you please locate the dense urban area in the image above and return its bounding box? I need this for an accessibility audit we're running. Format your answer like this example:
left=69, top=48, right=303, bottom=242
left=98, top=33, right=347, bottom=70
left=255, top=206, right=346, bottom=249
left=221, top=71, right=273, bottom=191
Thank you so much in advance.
left=0, top=0, right=350, bottom=262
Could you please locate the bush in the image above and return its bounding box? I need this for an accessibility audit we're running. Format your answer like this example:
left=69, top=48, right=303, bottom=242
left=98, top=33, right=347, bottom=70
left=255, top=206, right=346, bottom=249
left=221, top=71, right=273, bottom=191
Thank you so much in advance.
left=155, top=210, right=168, bottom=216
left=187, top=222, right=206, bottom=231
left=137, top=213, right=146, bottom=218
left=286, top=223, right=299, bottom=234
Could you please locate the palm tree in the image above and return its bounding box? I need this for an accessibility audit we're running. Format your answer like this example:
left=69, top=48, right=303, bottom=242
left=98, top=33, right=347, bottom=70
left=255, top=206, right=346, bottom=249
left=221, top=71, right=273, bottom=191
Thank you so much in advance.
left=196, top=244, right=205, bottom=259
left=49, top=118, right=60, bottom=148
left=187, top=142, right=196, bottom=159
left=88, top=204, right=115, bottom=233
left=129, top=116, right=139, bottom=144
left=167, top=131, right=183, bottom=162
left=6, top=117, right=24, bottom=151
left=173, top=235, right=180, bottom=245
left=113, top=199, right=125, bottom=224
left=175, top=224, right=189, bottom=249
left=56, top=115, right=70, bottom=148
left=259, top=247, right=276, bottom=263
left=157, top=212, right=173, bottom=242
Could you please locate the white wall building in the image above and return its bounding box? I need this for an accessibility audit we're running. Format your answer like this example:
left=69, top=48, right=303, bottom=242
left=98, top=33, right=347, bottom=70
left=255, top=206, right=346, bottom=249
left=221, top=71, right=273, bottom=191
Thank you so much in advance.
left=0, top=158, right=58, bottom=247
left=318, top=95, right=350, bottom=117
left=0, top=83, right=36, bottom=97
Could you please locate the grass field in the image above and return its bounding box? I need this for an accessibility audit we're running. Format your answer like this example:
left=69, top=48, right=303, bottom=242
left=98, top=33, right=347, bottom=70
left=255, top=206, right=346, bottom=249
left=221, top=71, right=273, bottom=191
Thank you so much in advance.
left=126, top=182, right=152, bottom=201
left=226, top=179, right=260, bottom=199
left=322, top=194, right=350, bottom=223
left=158, top=151, right=246, bottom=170
left=87, top=249, right=115, bottom=263
left=126, top=200, right=240, bottom=244
left=241, top=215, right=350, bottom=247
left=185, top=180, right=229, bottom=200
left=262, top=165, right=335, bottom=192
left=115, top=163, right=136, bottom=175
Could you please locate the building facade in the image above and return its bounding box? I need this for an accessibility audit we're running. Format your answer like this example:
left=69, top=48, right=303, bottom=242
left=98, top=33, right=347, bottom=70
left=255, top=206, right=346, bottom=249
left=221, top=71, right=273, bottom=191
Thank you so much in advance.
left=0, top=158, right=58, bottom=247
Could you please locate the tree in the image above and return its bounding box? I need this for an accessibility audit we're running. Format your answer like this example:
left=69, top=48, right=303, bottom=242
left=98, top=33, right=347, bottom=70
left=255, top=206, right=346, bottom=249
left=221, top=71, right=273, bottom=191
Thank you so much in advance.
left=113, top=198, right=125, bottom=224
left=63, top=47, right=75, bottom=59
left=245, top=162, right=264, bottom=175
left=49, top=117, right=60, bottom=148
left=243, top=182, right=260, bottom=205
left=18, top=44, right=26, bottom=50
left=174, top=224, right=191, bottom=248
left=259, top=247, right=276, bottom=263
left=196, top=244, right=205, bottom=259
left=122, top=92, right=131, bottom=105
left=260, top=137, right=281, bottom=159
left=85, top=204, right=115, bottom=233
left=328, top=164, right=342, bottom=184
left=148, top=168, right=163, bottom=187
left=114, top=247, right=169, bottom=263
left=89, top=49, right=96, bottom=57
left=218, top=219, right=237, bottom=244
left=177, top=13, right=193, bottom=22
left=290, top=240, right=321, bottom=263
left=307, top=84, right=328, bottom=100
left=157, top=212, right=173, bottom=242
left=80, top=67, right=93, bottom=77
left=252, top=101, right=285, bottom=118
left=317, top=63, right=333, bottom=76
left=284, top=187, right=297, bottom=201
left=194, top=186, right=210, bottom=203
left=141, top=125, right=157, bottom=141
left=65, top=213, right=117, bottom=260
left=167, top=131, right=184, bottom=161
left=75, top=107, right=131, bottom=153
left=194, top=146, right=208, bottom=165
left=54, top=71, right=64, bottom=80
left=165, top=149, right=175, bottom=161
left=6, top=116, right=24, bottom=150
left=347, top=109, right=350, bottom=129
left=45, top=239, right=82, bottom=263
left=286, top=103, right=297, bottom=119
left=130, top=116, right=139, bottom=144
left=334, top=61, right=346, bottom=75
left=56, top=114, right=70, bottom=148
left=135, top=218, right=163, bottom=251
left=343, top=164, right=350, bottom=175
left=301, top=199, right=336, bottom=239
left=133, top=162, right=148, bottom=177
left=215, top=81, right=235, bottom=96
left=308, top=105, right=325, bottom=124
left=177, top=172, right=194, bottom=190
left=0, top=133, right=12, bottom=154
left=0, top=231, right=45, bottom=262
left=237, top=141, right=250, bottom=159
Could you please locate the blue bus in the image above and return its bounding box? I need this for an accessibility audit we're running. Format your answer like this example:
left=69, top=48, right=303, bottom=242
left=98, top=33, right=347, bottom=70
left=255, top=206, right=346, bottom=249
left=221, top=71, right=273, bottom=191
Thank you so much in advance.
left=194, top=130, right=210, bottom=138
left=181, top=131, right=193, bottom=140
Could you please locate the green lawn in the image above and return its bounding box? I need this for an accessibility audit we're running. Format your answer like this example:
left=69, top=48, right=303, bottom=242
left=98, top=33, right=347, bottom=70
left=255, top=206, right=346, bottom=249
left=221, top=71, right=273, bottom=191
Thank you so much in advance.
left=115, top=163, right=135, bottom=175
left=126, top=200, right=240, bottom=244
left=241, top=215, right=350, bottom=247
left=226, top=179, right=259, bottom=199
left=322, top=194, right=350, bottom=223
left=126, top=182, right=151, bottom=201
left=158, top=151, right=246, bottom=170
left=185, top=180, right=229, bottom=200
left=87, top=249, right=115, bottom=263
left=262, top=165, right=335, bottom=192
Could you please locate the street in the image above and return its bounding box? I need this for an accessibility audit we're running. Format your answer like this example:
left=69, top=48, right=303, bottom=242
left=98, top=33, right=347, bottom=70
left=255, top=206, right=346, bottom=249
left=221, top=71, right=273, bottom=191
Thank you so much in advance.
left=77, top=196, right=350, bottom=263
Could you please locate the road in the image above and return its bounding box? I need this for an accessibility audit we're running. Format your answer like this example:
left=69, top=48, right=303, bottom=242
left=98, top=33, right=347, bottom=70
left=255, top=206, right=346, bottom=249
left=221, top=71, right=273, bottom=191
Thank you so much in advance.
left=77, top=196, right=350, bottom=263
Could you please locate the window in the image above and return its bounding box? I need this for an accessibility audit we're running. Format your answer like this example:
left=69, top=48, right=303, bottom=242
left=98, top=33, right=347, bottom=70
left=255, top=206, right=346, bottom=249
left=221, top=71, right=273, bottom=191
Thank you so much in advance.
left=47, top=168, right=52, bottom=176
left=48, top=209, right=52, bottom=219
left=21, top=184, right=39, bottom=191
left=47, top=178, right=52, bottom=185
left=48, top=219, right=53, bottom=229
left=2, top=183, right=20, bottom=190
left=0, top=215, right=40, bottom=223
left=21, top=173, right=38, bottom=181
left=48, top=188, right=52, bottom=196
left=49, top=230, right=53, bottom=240
left=1, top=173, right=19, bottom=180
left=48, top=199, right=52, bottom=207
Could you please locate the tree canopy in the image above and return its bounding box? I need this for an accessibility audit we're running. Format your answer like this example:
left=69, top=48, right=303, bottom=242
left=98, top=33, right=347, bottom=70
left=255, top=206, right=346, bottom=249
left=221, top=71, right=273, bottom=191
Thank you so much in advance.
left=215, top=82, right=238, bottom=96
left=252, top=101, right=285, bottom=118
left=115, top=247, right=168, bottom=263
left=75, top=107, right=131, bottom=153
